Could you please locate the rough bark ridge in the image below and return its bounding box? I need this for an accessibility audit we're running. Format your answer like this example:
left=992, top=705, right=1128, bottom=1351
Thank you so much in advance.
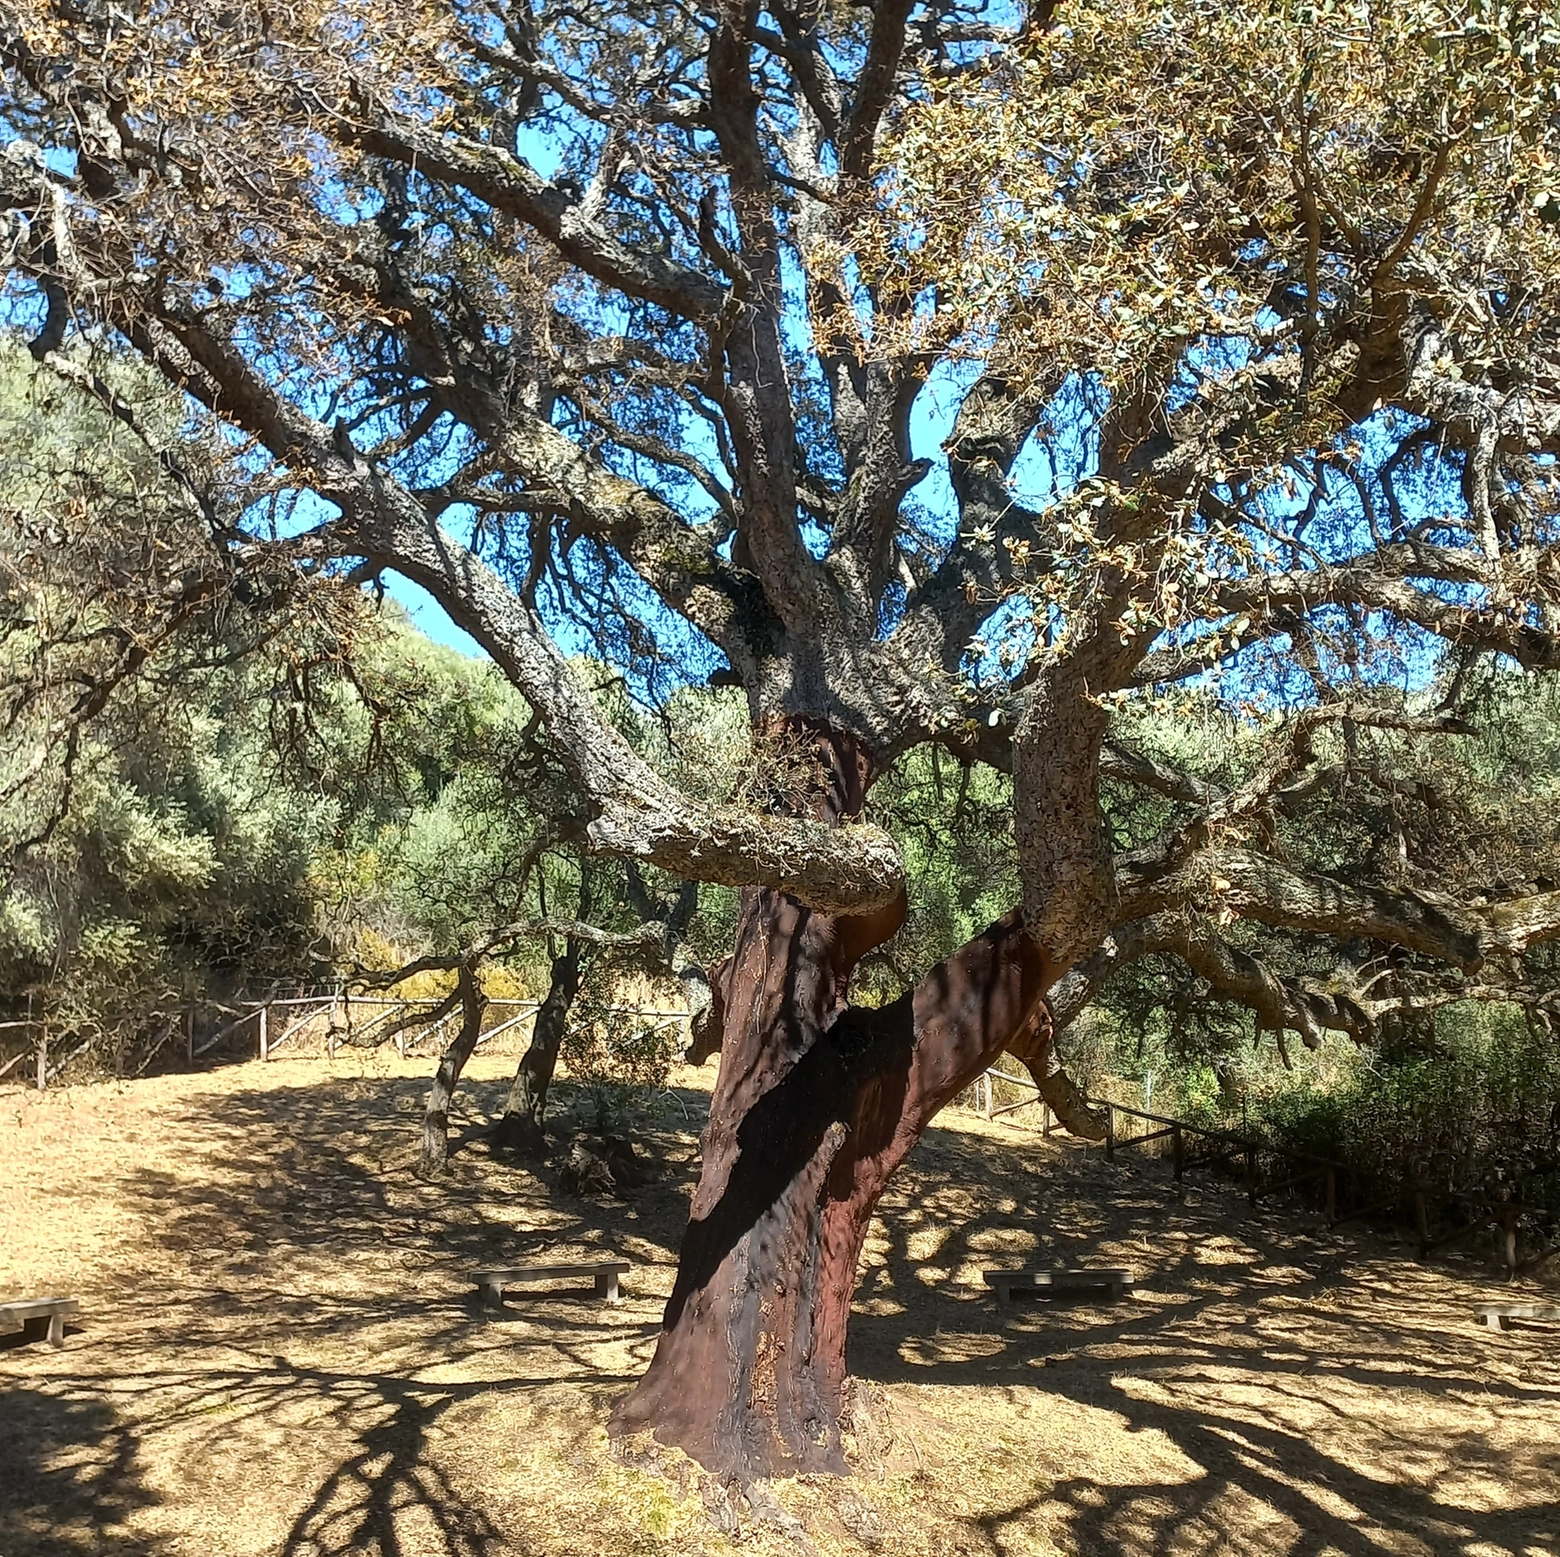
left=610, top=721, right=1055, bottom=1480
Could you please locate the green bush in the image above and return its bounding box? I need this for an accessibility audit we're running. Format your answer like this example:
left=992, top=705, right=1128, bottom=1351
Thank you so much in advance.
left=559, top=991, right=683, bottom=1135
left=1150, top=1002, right=1560, bottom=1231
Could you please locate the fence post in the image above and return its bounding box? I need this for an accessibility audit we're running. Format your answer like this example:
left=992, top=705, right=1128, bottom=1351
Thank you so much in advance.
left=1104, top=1103, right=1115, bottom=1160
left=1172, top=1124, right=1184, bottom=1181
left=185, top=1007, right=195, bottom=1066
left=1246, top=1146, right=1258, bottom=1207
left=1499, top=1205, right=1518, bottom=1276
left=982, top=1073, right=993, bottom=1119
left=1042, top=1101, right=1053, bottom=1138
left=258, top=1004, right=269, bottom=1062
left=36, top=1023, right=47, bottom=1092
left=1414, top=1191, right=1430, bottom=1258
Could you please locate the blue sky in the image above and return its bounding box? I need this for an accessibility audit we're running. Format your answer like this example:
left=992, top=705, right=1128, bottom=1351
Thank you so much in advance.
left=384, top=575, right=486, bottom=654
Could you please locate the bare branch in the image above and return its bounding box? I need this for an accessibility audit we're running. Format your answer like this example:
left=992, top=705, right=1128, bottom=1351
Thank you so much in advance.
left=341, top=92, right=726, bottom=320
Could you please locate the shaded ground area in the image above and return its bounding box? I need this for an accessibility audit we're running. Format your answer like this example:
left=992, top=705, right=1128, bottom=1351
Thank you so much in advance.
left=2, top=1053, right=1557, bottom=1557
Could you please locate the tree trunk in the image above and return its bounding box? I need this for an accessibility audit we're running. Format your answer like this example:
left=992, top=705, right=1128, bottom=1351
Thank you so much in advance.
left=1013, top=667, right=1120, bottom=972
left=491, top=940, right=585, bottom=1155
left=610, top=721, right=1054, bottom=1481
left=419, top=961, right=487, bottom=1177
left=683, top=952, right=729, bottom=1066
left=1007, top=1003, right=1107, bottom=1141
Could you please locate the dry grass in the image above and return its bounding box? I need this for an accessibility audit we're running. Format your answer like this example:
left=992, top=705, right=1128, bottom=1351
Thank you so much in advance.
left=2, top=1053, right=1557, bottom=1557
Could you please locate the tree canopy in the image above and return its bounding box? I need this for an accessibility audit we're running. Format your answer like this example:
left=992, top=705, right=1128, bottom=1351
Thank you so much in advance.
left=2, top=0, right=1557, bottom=975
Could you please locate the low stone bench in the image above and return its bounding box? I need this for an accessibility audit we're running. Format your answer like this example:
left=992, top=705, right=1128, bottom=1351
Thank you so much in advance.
left=0, top=1296, right=79, bottom=1347
left=474, top=1261, right=630, bottom=1307
left=1476, top=1302, right=1560, bottom=1332
left=983, top=1268, right=1135, bottom=1304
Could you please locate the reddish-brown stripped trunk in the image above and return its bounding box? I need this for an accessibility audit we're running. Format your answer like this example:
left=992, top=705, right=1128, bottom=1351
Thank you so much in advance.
left=609, top=722, right=1053, bottom=1480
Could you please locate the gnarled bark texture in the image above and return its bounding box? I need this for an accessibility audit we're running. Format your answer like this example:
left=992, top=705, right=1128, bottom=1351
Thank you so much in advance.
left=609, top=722, right=1055, bottom=1480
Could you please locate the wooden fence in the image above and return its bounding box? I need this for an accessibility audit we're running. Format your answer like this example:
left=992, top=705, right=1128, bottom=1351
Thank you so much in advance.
left=2, top=992, right=692, bottom=1087
left=973, top=1063, right=1553, bottom=1279
left=972, top=1064, right=1065, bottom=1135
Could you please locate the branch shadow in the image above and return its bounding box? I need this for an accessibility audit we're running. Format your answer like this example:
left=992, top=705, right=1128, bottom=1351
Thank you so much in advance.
left=6, top=1068, right=710, bottom=1557
left=845, top=1115, right=1560, bottom=1556
left=13, top=1060, right=1558, bottom=1556
left=268, top=1359, right=643, bottom=1557
left=0, top=1388, right=162, bottom=1556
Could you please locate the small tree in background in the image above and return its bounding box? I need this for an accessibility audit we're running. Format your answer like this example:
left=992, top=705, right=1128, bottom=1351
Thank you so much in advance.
left=0, top=336, right=354, bottom=1072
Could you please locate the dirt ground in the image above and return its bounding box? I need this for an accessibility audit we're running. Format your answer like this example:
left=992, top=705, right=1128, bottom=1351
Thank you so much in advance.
left=2, top=1053, right=1557, bottom=1557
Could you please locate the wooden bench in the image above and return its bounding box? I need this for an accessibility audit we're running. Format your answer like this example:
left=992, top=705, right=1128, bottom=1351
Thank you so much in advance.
left=0, top=1296, right=79, bottom=1347
left=474, top=1261, right=629, bottom=1307
left=1476, top=1302, right=1560, bottom=1332
left=983, top=1268, right=1135, bottom=1304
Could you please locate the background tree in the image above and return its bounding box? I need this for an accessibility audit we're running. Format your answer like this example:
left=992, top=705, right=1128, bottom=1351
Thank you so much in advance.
left=1074, top=670, right=1560, bottom=1253
left=320, top=669, right=729, bottom=1164
left=0, top=330, right=722, bottom=1094
left=2, top=0, right=1559, bottom=1482
left=0, top=334, right=354, bottom=1068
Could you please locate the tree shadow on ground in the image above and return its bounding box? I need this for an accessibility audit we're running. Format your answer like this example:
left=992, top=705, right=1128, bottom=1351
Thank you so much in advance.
left=5, top=1071, right=704, bottom=1557
left=0, top=1389, right=163, bottom=1557
left=11, top=1068, right=1559, bottom=1557
left=270, top=1360, right=575, bottom=1557
left=847, top=1120, right=1560, bottom=1556
left=112, top=1069, right=707, bottom=1290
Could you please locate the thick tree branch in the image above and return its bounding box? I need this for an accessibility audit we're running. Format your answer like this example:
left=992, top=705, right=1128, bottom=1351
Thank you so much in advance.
left=1129, top=911, right=1376, bottom=1049
left=1119, top=844, right=1560, bottom=972
left=1100, top=741, right=1218, bottom=806
left=838, top=0, right=915, bottom=181
left=342, top=96, right=726, bottom=320
left=705, top=3, right=824, bottom=631
left=1137, top=542, right=1560, bottom=686
left=1004, top=998, right=1107, bottom=1139
left=124, top=300, right=904, bottom=912
left=895, top=374, right=1051, bottom=672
